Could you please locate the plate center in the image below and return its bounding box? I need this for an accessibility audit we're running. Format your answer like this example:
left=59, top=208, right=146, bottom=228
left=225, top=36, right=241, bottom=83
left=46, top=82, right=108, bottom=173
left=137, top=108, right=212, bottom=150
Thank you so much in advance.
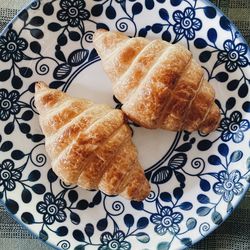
left=68, top=61, right=178, bottom=169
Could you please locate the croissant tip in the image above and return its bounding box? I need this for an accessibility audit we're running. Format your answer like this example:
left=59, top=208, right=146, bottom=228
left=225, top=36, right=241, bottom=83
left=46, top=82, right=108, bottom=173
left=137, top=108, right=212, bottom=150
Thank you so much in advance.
left=35, top=81, right=48, bottom=92
left=93, top=28, right=109, bottom=41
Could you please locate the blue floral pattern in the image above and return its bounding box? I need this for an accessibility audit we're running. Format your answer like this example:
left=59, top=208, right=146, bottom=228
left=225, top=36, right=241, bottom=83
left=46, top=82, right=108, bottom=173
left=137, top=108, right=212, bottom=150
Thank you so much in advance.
left=0, top=159, right=21, bottom=191
left=213, top=170, right=244, bottom=202
left=0, top=89, right=20, bottom=121
left=99, top=231, right=131, bottom=250
left=0, top=29, right=27, bottom=62
left=57, top=0, right=90, bottom=27
left=0, top=0, right=248, bottom=250
left=173, top=8, right=202, bottom=40
left=151, top=206, right=183, bottom=235
left=218, top=40, right=248, bottom=72
left=220, top=111, right=249, bottom=143
left=37, top=193, right=66, bottom=225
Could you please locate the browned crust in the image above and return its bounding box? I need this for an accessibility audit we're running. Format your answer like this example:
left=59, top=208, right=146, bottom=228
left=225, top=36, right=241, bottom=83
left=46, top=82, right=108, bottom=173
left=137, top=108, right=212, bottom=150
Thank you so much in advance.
left=93, top=30, right=221, bottom=133
left=35, top=82, right=150, bottom=201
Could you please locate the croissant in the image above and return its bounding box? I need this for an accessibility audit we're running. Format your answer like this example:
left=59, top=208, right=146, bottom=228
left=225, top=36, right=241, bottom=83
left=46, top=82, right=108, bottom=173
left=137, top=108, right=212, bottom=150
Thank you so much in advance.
left=34, top=82, right=150, bottom=201
left=93, top=29, right=221, bottom=133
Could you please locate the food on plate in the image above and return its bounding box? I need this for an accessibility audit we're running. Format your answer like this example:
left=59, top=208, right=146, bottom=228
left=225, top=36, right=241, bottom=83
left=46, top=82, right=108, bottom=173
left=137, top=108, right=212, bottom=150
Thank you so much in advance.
left=34, top=82, right=150, bottom=201
left=93, top=29, right=221, bottom=134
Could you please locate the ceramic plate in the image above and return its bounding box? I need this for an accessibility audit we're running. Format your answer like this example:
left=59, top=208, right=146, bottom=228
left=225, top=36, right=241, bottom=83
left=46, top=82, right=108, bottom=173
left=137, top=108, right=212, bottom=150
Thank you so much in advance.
left=0, top=0, right=249, bottom=249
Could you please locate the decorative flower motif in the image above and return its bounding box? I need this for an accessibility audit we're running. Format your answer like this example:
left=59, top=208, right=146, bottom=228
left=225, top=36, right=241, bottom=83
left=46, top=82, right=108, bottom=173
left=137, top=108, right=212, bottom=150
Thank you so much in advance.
left=0, top=159, right=21, bottom=191
left=213, top=170, right=244, bottom=202
left=173, top=8, right=202, bottom=40
left=0, top=89, right=21, bottom=121
left=220, top=111, right=249, bottom=143
left=0, top=29, right=27, bottom=62
left=150, top=206, right=183, bottom=235
left=98, top=230, right=131, bottom=250
left=37, top=193, right=66, bottom=225
left=218, top=40, right=248, bottom=72
left=57, top=0, right=90, bottom=27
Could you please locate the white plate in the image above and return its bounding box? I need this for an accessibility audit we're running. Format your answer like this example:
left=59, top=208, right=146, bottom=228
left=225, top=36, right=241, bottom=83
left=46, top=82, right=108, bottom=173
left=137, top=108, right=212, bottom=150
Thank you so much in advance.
left=0, top=0, right=249, bottom=249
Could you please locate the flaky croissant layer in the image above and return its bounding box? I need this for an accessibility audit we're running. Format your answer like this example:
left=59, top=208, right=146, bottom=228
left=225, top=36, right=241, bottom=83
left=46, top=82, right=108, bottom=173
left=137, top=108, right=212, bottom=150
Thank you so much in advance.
left=93, top=29, right=221, bottom=134
left=35, top=82, right=150, bottom=201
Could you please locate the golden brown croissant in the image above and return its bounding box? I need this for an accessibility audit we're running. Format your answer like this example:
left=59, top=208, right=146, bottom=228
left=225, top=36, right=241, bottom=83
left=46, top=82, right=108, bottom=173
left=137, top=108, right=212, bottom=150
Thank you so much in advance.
left=93, top=29, right=221, bottom=134
left=34, top=82, right=150, bottom=201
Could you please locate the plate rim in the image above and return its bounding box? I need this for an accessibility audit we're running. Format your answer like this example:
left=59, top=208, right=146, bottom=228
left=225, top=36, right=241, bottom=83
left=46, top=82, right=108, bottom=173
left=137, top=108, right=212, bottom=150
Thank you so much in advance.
left=0, top=0, right=249, bottom=249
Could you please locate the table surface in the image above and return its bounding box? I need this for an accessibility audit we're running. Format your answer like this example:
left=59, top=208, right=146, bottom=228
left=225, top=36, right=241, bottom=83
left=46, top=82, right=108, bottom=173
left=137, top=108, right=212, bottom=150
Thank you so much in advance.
left=0, top=0, right=249, bottom=250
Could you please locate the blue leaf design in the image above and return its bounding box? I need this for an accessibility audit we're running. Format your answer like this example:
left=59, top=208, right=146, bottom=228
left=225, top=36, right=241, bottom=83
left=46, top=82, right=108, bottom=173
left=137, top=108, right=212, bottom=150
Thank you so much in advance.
left=230, top=151, right=243, bottom=162
left=43, top=2, right=54, bottom=16
left=0, top=141, right=13, bottom=152
left=197, top=139, right=213, bottom=151
left=73, top=230, right=85, bottom=242
left=151, top=166, right=173, bottom=184
left=70, top=211, right=81, bottom=225
left=18, top=9, right=28, bottom=21
left=28, top=170, right=40, bottom=182
left=174, top=171, right=186, bottom=184
left=29, top=16, right=44, bottom=27
left=131, top=200, right=144, bottom=210
left=22, top=110, right=34, bottom=121
left=48, top=22, right=62, bottom=32
left=208, top=155, right=221, bottom=165
left=85, top=223, right=94, bottom=238
left=160, top=192, right=172, bottom=202
left=169, top=153, right=187, bottom=169
left=68, top=49, right=89, bottom=67
left=220, top=16, right=231, bottom=31
left=6, top=199, right=19, bottom=214
left=21, top=189, right=32, bottom=203
left=162, top=30, right=172, bottom=42
left=208, top=28, right=217, bottom=43
left=0, top=69, right=11, bottom=81
left=106, top=6, right=116, bottom=19
left=197, top=194, right=210, bottom=204
left=238, top=83, right=248, bottom=98
left=226, top=97, right=236, bottom=110
left=194, top=38, right=207, bottom=49
left=197, top=206, right=211, bottom=216
left=132, top=3, right=143, bottom=15
left=199, top=51, right=212, bottom=63
left=21, top=212, right=34, bottom=224
left=4, top=122, right=15, bottom=135
left=69, top=31, right=81, bottom=41
left=200, top=179, right=211, bottom=192
left=92, top=191, right=102, bottom=205
left=12, top=75, right=23, bottom=89
left=175, top=143, right=192, bottom=152
left=19, top=67, right=33, bottom=78
left=170, top=0, right=182, bottom=6
left=47, top=168, right=58, bottom=183
left=211, top=211, right=223, bottom=225
left=53, top=63, right=72, bottom=80
left=56, top=226, right=68, bottom=236
left=124, top=214, right=134, bottom=228
left=204, top=6, right=217, bottom=18
left=186, top=218, right=197, bottom=230
left=243, top=102, right=250, bottom=113
left=39, top=229, right=48, bottom=241
left=11, top=150, right=25, bottom=160
left=137, top=217, right=149, bottom=229
left=136, top=232, right=150, bottom=243
left=159, top=8, right=169, bottom=20
left=152, top=23, right=163, bottom=33
left=91, top=4, right=103, bottom=17
left=181, top=238, right=192, bottom=247
left=146, top=0, right=154, bottom=10
left=218, top=143, right=229, bottom=156
left=227, top=79, right=239, bottom=91
left=97, top=218, right=108, bottom=231
left=68, top=190, right=78, bottom=203
left=32, top=184, right=46, bottom=194
left=215, top=72, right=229, bottom=82
left=247, top=157, right=250, bottom=170
left=30, top=29, right=44, bottom=39
left=173, top=187, right=183, bottom=200
left=76, top=200, right=88, bottom=210
left=179, top=202, right=193, bottom=210
left=157, top=241, right=170, bottom=250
